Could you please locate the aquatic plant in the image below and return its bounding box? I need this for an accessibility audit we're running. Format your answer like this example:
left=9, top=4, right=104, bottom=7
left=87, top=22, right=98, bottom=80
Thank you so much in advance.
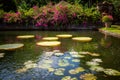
left=62, top=76, right=78, bottom=80
left=104, top=69, right=120, bottom=76
left=0, top=43, right=24, bottom=50
left=69, top=67, right=85, bottom=74
left=58, top=59, right=69, bottom=67
left=80, top=73, right=97, bottom=80
left=54, top=68, right=65, bottom=76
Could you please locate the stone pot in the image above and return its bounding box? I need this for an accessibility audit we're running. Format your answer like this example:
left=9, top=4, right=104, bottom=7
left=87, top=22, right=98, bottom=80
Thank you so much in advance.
left=104, top=22, right=112, bottom=28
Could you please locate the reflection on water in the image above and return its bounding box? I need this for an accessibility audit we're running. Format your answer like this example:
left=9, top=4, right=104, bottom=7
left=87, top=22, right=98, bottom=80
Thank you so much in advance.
left=0, top=31, right=120, bottom=80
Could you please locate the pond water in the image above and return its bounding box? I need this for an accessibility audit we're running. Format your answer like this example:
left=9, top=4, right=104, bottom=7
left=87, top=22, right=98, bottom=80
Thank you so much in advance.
left=0, top=31, right=120, bottom=80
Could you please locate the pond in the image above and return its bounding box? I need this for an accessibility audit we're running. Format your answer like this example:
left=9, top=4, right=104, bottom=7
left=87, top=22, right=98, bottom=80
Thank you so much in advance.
left=0, top=31, right=120, bottom=80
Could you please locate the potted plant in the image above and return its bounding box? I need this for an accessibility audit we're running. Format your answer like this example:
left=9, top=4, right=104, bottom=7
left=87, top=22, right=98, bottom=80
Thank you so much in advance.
left=102, top=15, right=113, bottom=28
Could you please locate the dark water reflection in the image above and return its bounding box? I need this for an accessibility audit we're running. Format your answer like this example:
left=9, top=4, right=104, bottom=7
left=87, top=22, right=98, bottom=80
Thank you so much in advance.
left=0, top=31, right=120, bottom=80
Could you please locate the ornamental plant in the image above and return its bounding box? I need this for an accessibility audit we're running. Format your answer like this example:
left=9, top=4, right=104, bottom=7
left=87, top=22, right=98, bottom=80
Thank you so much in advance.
left=4, top=12, right=21, bottom=23
left=102, top=15, right=113, bottom=22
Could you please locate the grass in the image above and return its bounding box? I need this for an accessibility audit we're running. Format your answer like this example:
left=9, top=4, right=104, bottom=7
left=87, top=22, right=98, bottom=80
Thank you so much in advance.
left=101, top=25, right=120, bottom=34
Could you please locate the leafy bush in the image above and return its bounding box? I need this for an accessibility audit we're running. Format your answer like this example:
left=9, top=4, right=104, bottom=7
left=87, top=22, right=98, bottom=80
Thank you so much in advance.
left=102, top=15, right=113, bottom=22
left=3, top=12, right=21, bottom=23
left=0, top=9, right=4, bottom=18
left=2, top=1, right=101, bottom=28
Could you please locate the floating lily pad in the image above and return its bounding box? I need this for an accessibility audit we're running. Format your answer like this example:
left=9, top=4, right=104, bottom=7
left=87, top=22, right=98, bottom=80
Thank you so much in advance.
left=62, top=76, right=78, bottom=80
left=69, top=51, right=78, bottom=55
left=48, top=67, right=55, bottom=72
left=71, top=54, right=85, bottom=58
left=69, top=67, right=85, bottom=74
left=38, top=63, right=52, bottom=69
left=104, top=69, right=120, bottom=76
left=91, top=58, right=103, bottom=63
left=0, top=53, right=5, bottom=58
left=24, top=60, right=37, bottom=69
left=72, top=37, right=92, bottom=42
left=58, top=59, right=69, bottom=67
left=72, top=59, right=80, bottom=62
left=90, top=66, right=104, bottom=72
left=0, top=43, right=24, bottom=50
left=80, top=73, right=97, bottom=80
left=56, top=34, right=72, bottom=38
left=25, top=63, right=37, bottom=69
left=44, top=51, right=54, bottom=57
left=86, top=61, right=100, bottom=66
left=16, top=68, right=27, bottom=73
left=17, top=35, right=35, bottom=39
left=69, top=69, right=78, bottom=74
left=42, top=37, right=59, bottom=41
left=36, top=41, right=61, bottom=47
left=79, top=51, right=90, bottom=55
left=54, top=68, right=65, bottom=76
left=88, top=53, right=100, bottom=57
left=54, top=53, right=64, bottom=56
left=64, top=56, right=71, bottom=59
left=53, top=50, right=60, bottom=53
left=43, top=59, right=53, bottom=64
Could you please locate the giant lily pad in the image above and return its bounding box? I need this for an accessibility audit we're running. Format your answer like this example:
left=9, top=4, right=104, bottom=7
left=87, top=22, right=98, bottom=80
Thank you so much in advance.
left=36, top=41, right=61, bottom=47
left=80, top=73, right=97, bottom=80
left=17, top=35, right=35, bottom=39
left=69, top=67, right=85, bottom=74
left=56, top=34, right=72, bottom=38
left=62, top=76, right=78, bottom=80
left=0, top=43, right=24, bottom=50
left=104, top=69, right=120, bottom=76
left=72, top=37, right=92, bottom=42
left=54, top=68, right=65, bottom=76
left=42, top=37, right=58, bottom=41
left=58, top=59, right=69, bottom=67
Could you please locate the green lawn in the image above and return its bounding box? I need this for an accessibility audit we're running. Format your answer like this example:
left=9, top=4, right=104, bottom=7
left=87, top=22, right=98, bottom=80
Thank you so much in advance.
left=101, top=25, right=120, bottom=34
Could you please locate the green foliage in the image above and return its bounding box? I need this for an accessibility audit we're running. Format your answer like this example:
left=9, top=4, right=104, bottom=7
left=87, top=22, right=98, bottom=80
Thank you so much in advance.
left=0, top=9, right=4, bottom=18
left=2, top=1, right=101, bottom=27
left=102, top=15, right=113, bottom=22
left=84, top=7, right=100, bottom=22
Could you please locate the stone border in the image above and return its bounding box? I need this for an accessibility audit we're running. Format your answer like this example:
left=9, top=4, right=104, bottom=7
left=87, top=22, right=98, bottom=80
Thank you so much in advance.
left=99, top=29, right=120, bottom=38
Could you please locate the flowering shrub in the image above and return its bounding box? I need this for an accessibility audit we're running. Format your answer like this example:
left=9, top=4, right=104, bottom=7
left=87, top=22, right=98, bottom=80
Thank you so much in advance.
left=4, top=12, right=21, bottom=23
left=2, top=1, right=101, bottom=28
left=102, top=15, right=113, bottom=22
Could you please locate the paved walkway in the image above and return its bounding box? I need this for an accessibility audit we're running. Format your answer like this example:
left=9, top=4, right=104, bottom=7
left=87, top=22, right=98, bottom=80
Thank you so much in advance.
left=99, top=29, right=120, bottom=38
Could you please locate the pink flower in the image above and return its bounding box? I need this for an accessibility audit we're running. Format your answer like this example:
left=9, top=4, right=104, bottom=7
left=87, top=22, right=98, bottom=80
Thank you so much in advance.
left=73, top=13, right=77, bottom=18
left=108, top=15, right=113, bottom=20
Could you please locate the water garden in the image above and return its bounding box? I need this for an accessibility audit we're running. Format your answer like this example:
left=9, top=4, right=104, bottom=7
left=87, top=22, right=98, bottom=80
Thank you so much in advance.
left=0, top=0, right=120, bottom=80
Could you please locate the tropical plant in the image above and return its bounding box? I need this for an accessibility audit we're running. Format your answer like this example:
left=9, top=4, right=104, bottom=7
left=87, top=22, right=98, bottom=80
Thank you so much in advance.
left=3, top=11, right=21, bottom=23
left=102, top=15, right=113, bottom=22
left=0, top=9, right=4, bottom=18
